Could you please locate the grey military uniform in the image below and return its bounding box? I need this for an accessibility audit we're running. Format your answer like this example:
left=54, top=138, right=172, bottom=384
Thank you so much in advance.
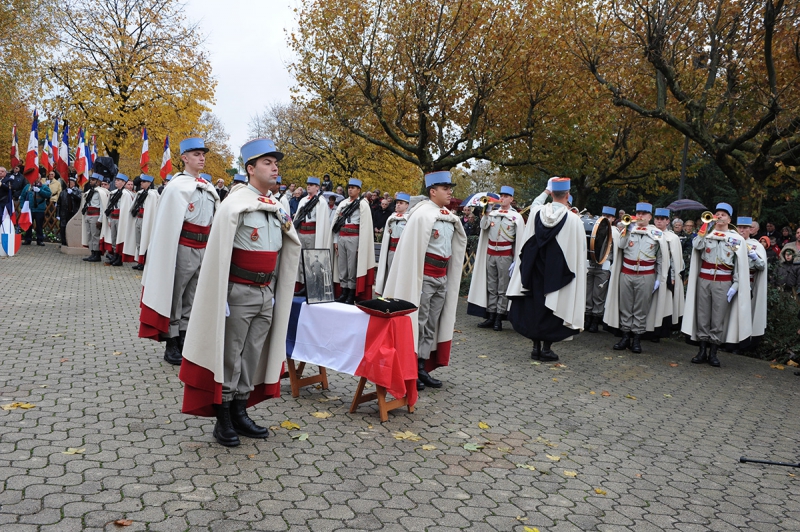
left=419, top=216, right=455, bottom=360
left=170, top=179, right=216, bottom=337
left=224, top=185, right=284, bottom=401
left=83, top=188, right=102, bottom=252
left=479, top=208, right=517, bottom=314
left=386, top=214, right=407, bottom=274
left=693, top=229, right=740, bottom=345
left=618, top=225, right=664, bottom=334
left=333, top=198, right=363, bottom=290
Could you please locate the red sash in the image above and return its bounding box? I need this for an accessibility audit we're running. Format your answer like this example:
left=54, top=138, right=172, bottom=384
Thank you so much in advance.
left=423, top=253, right=449, bottom=278
left=229, top=249, right=278, bottom=285
left=179, top=221, right=211, bottom=249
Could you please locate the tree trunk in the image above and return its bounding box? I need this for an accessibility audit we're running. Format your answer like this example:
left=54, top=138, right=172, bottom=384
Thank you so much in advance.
left=714, top=153, right=765, bottom=219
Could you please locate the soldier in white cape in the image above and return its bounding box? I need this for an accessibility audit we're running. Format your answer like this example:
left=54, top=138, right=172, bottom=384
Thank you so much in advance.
left=737, top=216, right=768, bottom=349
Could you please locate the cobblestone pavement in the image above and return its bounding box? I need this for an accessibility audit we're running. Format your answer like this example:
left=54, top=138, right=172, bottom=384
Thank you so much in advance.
left=1, top=245, right=800, bottom=532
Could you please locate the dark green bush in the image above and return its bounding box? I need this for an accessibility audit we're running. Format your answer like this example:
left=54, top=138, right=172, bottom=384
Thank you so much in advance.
left=750, top=286, right=800, bottom=362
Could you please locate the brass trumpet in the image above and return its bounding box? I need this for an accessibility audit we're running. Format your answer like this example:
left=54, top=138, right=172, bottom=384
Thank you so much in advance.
left=478, top=195, right=502, bottom=207
left=621, top=214, right=639, bottom=225
left=700, top=211, right=717, bottom=223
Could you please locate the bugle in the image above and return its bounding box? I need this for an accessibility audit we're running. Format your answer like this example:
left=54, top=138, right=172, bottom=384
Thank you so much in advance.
left=700, top=211, right=716, bottom=224
left=621, top=214, right=638, bottom=225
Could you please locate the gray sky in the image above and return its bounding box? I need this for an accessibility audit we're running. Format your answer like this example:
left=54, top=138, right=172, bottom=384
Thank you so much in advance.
left=187, top=0, right=297, bottom=159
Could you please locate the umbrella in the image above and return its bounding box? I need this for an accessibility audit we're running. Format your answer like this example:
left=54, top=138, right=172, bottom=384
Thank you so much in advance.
left=666, top=199, right=707, bottom=211
left=460, top=192, right=499, bottom=208
left=322, top=191, right=344, bottom=204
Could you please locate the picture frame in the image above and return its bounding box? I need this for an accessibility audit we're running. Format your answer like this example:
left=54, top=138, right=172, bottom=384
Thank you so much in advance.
left=302, top=248, right=335, bottom=304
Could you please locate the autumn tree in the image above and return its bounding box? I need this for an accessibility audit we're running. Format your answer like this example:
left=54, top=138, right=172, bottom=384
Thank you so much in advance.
left=566, top=0, right=800, bottom=216
left=248, top=101, right=421, bottom=193
left=45, top=0, right=217, bottom=174
left=289, top=0, right=555, bottom=180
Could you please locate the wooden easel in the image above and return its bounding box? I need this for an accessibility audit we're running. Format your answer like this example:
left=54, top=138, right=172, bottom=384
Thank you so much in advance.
left=284, top=359, right=329, bottom=398
left=349, top=377, right=414, bottom=422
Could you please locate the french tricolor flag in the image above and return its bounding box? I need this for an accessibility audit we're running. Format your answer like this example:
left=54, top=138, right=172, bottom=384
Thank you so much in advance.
left=1, top=201, right=20, bottom=257
left=74, top=128, right=89, bottom=186
left=140, top=127, right=150, bottom=173
left=10, top=124, right=20, bottom=169
left=57, top=121, right=70, bottom=182
left=52, top=119, right=60, bottom=175
left=160, top=135, right=172, bottom=179
left=90, top=135, right=97, bottom=164
left=17, top=198, right=32, bottom=233
left=40, top=131, right=54, bottom=173
left=22, top=110, right=39, bottom=184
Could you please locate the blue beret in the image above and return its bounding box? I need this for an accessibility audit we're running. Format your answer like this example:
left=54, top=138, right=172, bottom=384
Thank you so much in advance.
left=241, top=138, right=284, bottom=165
left=655, top=208, right=670, bottom=217
left=348, top=178, right=362, bottom=188
left=307, top=176, right=320, bottom=186
left=424, top=171, right=453, bottom=188
left=199, top=173, right=212, bottom=182
left=500, top=186, right=514, bottom=196
left=115, top=173, right=129, bottom=183
left=140, top=174, right=154, bottom=183
left=165, top=174, right=172, bottom=181
left=635, top=202, right=652, bottom=214
left=716, top=202, right=733, bottom=216
left=551, top=178, right=570, bottom=192
left=90, top=173, right=103, bottom=181
left=396, top=193, right=411, bottom=203
left=233, top=174, right=247, bottom=183
left=179, top=137, right=208, bottom=155
left=601, top=206, right=616, bottom=216
left=737, top=216, right=753, bottom=226
left=276, top=176, right=282, bottom=183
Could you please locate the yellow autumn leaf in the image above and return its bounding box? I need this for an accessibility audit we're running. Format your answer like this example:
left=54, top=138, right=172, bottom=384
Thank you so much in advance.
left=564, top=470, right=578, bottom=477
left=421, top=444, right=436, bottom=451
left=311, top=411, right=333, bottom=419
left=1, top=402, right=35, bottom=410
left=113, top=351, right=122, bottom=356
left=770, top=364, right=785, bottom=370
left=393, top=430, right=422, bottom=441
left=786, top=360, right=799, bottom=367
left=594, top=488, right=607, bottom=495
left=478, top=422, right=490, bottom=430
left=524, top=527, right=541, bottom=532
left=625, top=394, right=637, bottom=400
left=516, top=463, right=536, bottom=471
left=546, top=454, right=560, bottom=462
left=280, top=420, right=300, bottom=430
left=62, top=448, right=86, bottom=455
left=552, top=378, right=558, bottom=382
left=589, top=391, right=596, bottom=395
left=477, top=355, right=488, bottom=358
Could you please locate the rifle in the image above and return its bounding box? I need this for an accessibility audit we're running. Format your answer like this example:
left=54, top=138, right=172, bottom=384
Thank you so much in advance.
left=105, top=187, right=124, bottom=217
left=130, top=189, right=148, bottom=217
left=81, top=186, right=96, bottom=215
left=293, top=193, right=322, bottom=230
left=332, top=193, right=364, bottom=234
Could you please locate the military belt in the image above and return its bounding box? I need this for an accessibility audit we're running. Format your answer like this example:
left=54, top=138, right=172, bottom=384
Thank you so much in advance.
left=179, top=229, right=210, bottom=243
left=229, top=264, right=275, bottom=285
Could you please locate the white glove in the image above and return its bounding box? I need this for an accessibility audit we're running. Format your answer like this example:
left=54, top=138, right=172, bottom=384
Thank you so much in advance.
left=726, top=287, right=737, bottom=302
left=747, top=250, right=758, bottom=260
left=546, top=177, right=555, bottom=192
left=225, top=302, right=230, bottom=317
left=33, top=186, right=40, bottom=192
left=56, top=216, right=60, bottom=220
left=508, top=261, right=515, bottom=276
left=653, top=279, right=660, bottom=292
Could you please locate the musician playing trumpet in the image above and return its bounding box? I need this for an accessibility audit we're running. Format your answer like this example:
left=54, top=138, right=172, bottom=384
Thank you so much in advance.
left=467, top=187, right=525, bottom=331
left=681, top=203, right=751, bottom=367
left=331, top=178, right=375, bottom=304
left=604, top=202, right=665, bottom=354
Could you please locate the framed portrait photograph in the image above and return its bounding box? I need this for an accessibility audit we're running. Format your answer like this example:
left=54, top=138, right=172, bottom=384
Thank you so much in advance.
left=302, top=248, right=335, bottom=304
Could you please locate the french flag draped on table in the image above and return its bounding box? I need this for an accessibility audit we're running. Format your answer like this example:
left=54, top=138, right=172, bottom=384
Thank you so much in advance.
left=1, top=194, right=19, bottom=257
left=285, top=298, right=418, bottom=406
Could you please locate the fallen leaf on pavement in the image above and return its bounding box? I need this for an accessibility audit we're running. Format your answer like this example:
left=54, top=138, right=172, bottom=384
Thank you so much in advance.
left=497, top=447, right=512, bottom=452
left=625, top=394, right=637, bottom=400
left=51, top=334, right=62, bottom=337
left=393, top=430, right=422, bottom=441
left=114, top=519, right=133, bottom=526
left=311, top=411, right=333, bottom=419
left=516, top=515, right=528, bottom=521
left=604, top=357, right=613, bottom=360
left=594, top=488, right=607, bottom=495
left=770, top=364, right=785, bottom=370
left=516, top=463, right=536, bottom=471
left=113, top=351, right=122, bottom=356
left=755, top=374, right=764, bottom=378
left=60, top=358, right=69, bottom=362
left=464, top=443, right=484, bottom=451
left=1, top=402, right=35, bottom=410
left=453, top=329, right=462, bottom=333
left=669, top=363, right=679, bottom=367
left=524, top=527, right=540, bottom=532
left=546, top=454, right=560, bottom=462
left=663, top=394, right=672, bottom=398
left=601, top=391, right=611, bottom=397
left=62, top=448, right=86, bottom=455
left=589, top=391, right=596, bottom=395
left=291, top=433, right=309, bottom=441
left=248, top=454, right=255, bottom=458
left=531, top=361, right=541, bottom=366
left=478, top=355, right=488, bottom=358
left=478, top=421, right=490, bottom=430
left=280, top=420, right=300, bottom=430
left=421, top=444, right=436, bottom=451
left=564, top=470, right=578, bottom=478
left=554, top=363, right=567, bottom=368
left=552, top=378, right=558, bottom=382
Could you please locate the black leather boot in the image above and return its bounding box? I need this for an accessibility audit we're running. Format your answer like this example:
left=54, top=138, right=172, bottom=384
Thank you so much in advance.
left=230, top=399, right=269, bottom=438
left=630, top=334, right=642, bottom=353
left=531, top=340, right=542, bottom=360
left=82, top=251, right=93, bottom=261
left=587, top=315, right=599, bottom=333
left=345, top=289, right=356, bottom=305
left=416, top=379, right=425, bottom=391
left=163, top=337, right=182, bottom=365
left=417, top=358, right=442, bottom=388
left=334, top=287, right=349, bottom=303
left=707, top=344, right=721, bottom=367
left=539, top=342, right=559, bottom=362
left=493, top=313, right=505, bottom=332
left=112, top=253, right=123, bottom=266
left=477, top=312, right=496, bottom=328
left=691, top=342, right=708, bottom=364
left=178, top=330, right=186, bottom=355
left=212, top=402, right=240, bottom=447
left=613, top=332, right=631, bottom=350
left=86, top=251, right=101, bottom=262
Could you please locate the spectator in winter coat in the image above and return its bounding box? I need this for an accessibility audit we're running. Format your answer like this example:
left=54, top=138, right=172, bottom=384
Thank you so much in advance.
left=19, top=175, right=52, bottom=245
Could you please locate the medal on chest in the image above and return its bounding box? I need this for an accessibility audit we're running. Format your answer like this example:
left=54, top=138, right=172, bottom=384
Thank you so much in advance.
left=705, top=248, right=711, bottom=254
left=250, top=228, right=259, bottom=241
left=490, top=222, right=495, bottom=227
left=433, top=229, right=440, bottom=239
left=628, top=241, right=634, bottom=247
left=188, top=202, right=195, bottom=212
left=257, top=196, right=274, bottom=205
left=388, top=229, right=393, bottom=235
